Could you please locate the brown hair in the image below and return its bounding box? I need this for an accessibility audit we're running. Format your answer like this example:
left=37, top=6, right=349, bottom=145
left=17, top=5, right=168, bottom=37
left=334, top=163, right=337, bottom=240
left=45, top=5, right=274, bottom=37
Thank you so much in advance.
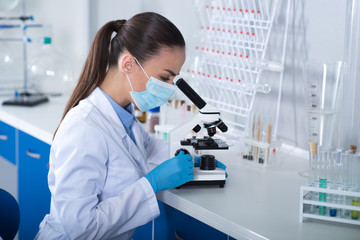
left=54, top=12, right=185, bottom=137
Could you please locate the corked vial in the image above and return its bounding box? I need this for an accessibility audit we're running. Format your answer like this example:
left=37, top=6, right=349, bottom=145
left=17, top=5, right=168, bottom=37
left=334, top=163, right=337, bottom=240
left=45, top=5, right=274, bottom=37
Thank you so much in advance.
left=309, top=142, right=317, bottom=156
left=349, top=145, right=357, bottom=154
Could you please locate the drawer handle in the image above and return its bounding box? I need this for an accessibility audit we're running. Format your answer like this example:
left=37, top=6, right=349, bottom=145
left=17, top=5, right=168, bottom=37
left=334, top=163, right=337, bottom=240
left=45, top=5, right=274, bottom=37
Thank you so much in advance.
left=175, top=231, right=184, bottom=240
left=0, top=134, right=8, bottom=141
left=26, top=150, right=41, bottom=159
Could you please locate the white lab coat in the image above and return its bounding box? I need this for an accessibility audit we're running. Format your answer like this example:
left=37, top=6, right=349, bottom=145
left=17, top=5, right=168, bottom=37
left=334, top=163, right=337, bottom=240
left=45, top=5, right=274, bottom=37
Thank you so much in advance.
left=35, top=87, right=168, bottom=240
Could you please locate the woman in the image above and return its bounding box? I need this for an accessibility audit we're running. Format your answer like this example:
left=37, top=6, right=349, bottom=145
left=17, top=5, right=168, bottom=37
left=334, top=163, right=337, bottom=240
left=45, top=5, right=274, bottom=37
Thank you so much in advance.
left=35, top=12, right=193, bottom=239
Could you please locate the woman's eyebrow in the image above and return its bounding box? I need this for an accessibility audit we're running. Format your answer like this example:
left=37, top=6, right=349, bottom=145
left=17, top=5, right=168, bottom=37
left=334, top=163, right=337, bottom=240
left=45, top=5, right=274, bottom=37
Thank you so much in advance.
left=163, top=69, right=178, bottom=76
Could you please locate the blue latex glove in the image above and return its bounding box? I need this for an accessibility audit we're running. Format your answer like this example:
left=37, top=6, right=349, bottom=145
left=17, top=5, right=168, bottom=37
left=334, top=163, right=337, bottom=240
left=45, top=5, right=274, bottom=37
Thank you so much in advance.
left=194, top=156, right=228, bottom=178
left=145, top=151, right=193, bottom=193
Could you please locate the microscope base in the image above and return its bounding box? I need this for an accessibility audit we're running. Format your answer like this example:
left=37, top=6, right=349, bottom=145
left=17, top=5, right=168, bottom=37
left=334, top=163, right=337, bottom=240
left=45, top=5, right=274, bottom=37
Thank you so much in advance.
left=178, top=180, right=226, bottom=188
left=177, top=167, right=226, bottom=188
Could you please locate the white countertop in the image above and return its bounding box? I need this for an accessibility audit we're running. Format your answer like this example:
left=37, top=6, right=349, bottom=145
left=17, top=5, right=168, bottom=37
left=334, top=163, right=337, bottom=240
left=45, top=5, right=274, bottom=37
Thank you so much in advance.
left=0, top=95, right=67, bottom=144
left=157, top=150, right=360, bottom=239
left=1, top=96, right=359, bottom=240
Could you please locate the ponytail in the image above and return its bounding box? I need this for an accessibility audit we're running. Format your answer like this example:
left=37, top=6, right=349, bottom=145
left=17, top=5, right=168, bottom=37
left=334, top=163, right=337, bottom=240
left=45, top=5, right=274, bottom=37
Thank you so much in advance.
left=54, top=12, right=185, bottom=138
left=54, top=20, right=125, bottom=137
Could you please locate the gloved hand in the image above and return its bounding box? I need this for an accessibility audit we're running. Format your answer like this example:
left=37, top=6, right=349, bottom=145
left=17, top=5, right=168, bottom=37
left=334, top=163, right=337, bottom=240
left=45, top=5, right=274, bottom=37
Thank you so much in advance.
left=194, top=156, right=228, bottom=178
left=145, top=151, right=193, bottom=193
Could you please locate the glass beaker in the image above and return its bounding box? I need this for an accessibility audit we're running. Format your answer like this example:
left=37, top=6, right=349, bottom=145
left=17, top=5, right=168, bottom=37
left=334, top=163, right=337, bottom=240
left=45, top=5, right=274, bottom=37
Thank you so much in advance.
left=304, top=61, right=344, bottom=149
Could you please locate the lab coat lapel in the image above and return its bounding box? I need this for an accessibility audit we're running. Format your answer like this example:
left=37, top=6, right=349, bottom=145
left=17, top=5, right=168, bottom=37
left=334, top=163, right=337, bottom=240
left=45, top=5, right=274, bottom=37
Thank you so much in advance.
left=89, top=88, right=127, bottom=139
left=89, top=88, right=148, bottom=174
left=131, top=121, right=149, bottom=172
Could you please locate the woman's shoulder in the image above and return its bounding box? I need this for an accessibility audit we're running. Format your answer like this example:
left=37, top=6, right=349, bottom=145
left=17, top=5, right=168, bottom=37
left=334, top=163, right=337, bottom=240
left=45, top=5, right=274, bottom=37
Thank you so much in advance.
left=54, top=99, right=106, bottom=143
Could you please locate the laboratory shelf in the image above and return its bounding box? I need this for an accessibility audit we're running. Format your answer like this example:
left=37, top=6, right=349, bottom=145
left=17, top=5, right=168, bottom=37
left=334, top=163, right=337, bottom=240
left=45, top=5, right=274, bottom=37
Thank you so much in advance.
left=302, top=213, right=360, bottom=226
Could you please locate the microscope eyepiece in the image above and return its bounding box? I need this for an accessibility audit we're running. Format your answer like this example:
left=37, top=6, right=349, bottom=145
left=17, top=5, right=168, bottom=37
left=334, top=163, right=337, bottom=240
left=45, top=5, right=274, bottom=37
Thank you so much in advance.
left=175, top=78, right=206, bottom=109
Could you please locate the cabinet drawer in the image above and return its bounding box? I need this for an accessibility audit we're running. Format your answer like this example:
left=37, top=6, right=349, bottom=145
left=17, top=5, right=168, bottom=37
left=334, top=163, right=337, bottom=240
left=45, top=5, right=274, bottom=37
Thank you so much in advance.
left=0, top=121, right=16, bottom=165
left=155, top=201, right=227, bottom=240
left=18, top=130, right=51, bottom=240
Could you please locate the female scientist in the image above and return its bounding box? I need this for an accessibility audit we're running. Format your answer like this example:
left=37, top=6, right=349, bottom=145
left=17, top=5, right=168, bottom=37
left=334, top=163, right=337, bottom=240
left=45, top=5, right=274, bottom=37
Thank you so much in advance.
left=35, top=12, right=193, bottom=239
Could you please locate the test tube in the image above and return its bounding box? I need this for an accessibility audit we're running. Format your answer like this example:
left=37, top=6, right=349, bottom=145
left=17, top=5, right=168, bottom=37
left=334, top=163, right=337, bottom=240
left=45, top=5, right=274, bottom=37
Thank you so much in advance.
left=351, top=150, right=359, bottom=220
left=265, top=123, right=272, bottom=163
left=329, top=149, right=344, bottom=217
left=352, top=196, right=359, bottom=220
left=244, top=113, right=255, bottom=161
left=340, top=151, right=350, bottom=217
left=340, top=146, right=357, bottom=218
left=254, top=115, right=262, bottom=162
left=309, top=142, right=318, bottom=186
left=309, top=142, right=318, bottom=212
left=319, top=148, right=328, bottom=215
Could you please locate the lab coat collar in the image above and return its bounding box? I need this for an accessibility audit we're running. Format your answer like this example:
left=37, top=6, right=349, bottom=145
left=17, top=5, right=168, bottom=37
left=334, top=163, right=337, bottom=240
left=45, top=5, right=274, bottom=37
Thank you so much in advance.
left=98, top=88, right=136, bottom=131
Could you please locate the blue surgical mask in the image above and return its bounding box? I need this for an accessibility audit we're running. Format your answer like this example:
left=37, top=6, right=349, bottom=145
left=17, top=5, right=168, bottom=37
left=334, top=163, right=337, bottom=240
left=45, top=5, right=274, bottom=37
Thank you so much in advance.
left=126, top=57, right=176, bottom=112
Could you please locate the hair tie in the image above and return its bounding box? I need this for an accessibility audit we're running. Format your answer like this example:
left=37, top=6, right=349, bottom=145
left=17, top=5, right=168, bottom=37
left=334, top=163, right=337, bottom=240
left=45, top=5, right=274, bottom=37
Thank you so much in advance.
left=113, top=19, right=126, bottom=33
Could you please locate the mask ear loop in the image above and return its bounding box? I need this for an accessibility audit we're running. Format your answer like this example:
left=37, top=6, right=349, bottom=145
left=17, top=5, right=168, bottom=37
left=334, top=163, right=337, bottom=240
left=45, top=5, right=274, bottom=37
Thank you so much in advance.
left=133, top=56, right=150, bottom=79
left=126, top=74, right=134, bottom=91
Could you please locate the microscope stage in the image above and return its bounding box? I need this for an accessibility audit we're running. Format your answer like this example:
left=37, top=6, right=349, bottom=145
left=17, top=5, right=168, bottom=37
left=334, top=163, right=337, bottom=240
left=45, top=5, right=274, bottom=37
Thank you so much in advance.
left=180, top=137, right=229, bottom=150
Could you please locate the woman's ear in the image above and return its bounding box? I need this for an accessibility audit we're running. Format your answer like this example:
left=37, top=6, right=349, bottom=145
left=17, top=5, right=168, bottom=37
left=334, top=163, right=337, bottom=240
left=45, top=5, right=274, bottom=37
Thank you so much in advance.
left=119, top=53, right=135, bottom=74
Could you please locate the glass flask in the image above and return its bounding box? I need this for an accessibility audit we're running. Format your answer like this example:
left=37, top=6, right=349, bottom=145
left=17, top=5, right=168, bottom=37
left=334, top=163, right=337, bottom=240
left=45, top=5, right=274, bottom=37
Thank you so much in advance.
left=28, top=37, right=74, bottom=96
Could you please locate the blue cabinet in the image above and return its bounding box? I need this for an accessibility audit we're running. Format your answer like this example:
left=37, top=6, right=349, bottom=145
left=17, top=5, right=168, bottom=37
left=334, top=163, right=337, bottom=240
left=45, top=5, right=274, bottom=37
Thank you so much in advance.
left=134, top=201, right=228, bottom=240
left=0, top=120, right=16, bottom=165
left=18, top=130, right=51, bottom=240
left=154, top=201, right=228, bottom=240
left=133, top=220, right=153, bottom=239
left=0, top=121, right=18, bottom=207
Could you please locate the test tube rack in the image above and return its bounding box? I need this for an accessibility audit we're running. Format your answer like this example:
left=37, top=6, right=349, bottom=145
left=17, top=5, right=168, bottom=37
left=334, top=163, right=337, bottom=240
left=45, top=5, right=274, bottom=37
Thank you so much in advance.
left=299, top=185, right=360, bottom=226
left=182, top=0, right=290, bottom=142
left=238, top=137, right=280, bottom=168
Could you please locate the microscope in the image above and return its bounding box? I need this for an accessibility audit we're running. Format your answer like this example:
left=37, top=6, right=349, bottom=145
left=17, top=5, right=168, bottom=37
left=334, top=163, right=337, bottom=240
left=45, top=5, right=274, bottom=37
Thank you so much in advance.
left=169, top=78, right=229, bottom=188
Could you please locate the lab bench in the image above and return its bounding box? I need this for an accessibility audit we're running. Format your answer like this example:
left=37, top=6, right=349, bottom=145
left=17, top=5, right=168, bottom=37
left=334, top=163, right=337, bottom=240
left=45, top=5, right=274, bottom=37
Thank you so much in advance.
left=0, top=96, right=359, bottom=240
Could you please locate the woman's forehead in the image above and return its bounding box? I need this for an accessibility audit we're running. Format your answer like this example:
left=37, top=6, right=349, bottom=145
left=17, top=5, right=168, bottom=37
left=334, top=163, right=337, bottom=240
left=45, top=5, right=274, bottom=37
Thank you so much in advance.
left=144, top=46, right=186, bottom=71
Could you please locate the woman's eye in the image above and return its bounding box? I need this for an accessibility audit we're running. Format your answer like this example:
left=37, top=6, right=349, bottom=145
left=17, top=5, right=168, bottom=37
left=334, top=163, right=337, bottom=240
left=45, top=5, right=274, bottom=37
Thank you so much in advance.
left=160, top=76, right=170, bottom=81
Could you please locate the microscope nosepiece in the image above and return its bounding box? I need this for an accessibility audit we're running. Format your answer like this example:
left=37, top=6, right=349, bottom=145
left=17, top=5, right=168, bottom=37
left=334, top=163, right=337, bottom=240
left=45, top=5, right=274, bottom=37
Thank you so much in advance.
left=207, top=126, right=217, bottom=137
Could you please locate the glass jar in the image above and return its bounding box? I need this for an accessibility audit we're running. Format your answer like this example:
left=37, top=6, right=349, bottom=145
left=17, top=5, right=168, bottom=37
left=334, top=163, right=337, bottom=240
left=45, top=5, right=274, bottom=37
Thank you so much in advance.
left=147, top=106, right=160, bottom=133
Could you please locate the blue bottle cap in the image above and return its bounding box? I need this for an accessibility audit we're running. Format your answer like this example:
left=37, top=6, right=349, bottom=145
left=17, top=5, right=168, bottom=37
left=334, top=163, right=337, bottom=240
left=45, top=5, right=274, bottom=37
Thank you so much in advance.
left=329, top=208, right=337, bottom=217
left=44, top=37, right=51, bottom=44
left=148, top=106, right=160, bottom=112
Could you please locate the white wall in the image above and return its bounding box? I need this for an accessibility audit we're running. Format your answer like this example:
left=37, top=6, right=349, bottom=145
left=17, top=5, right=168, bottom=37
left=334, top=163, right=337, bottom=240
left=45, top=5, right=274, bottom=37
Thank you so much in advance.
left=89, top=0, right=200, bottom=61
left=0, top=0, right=89, bottom=83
